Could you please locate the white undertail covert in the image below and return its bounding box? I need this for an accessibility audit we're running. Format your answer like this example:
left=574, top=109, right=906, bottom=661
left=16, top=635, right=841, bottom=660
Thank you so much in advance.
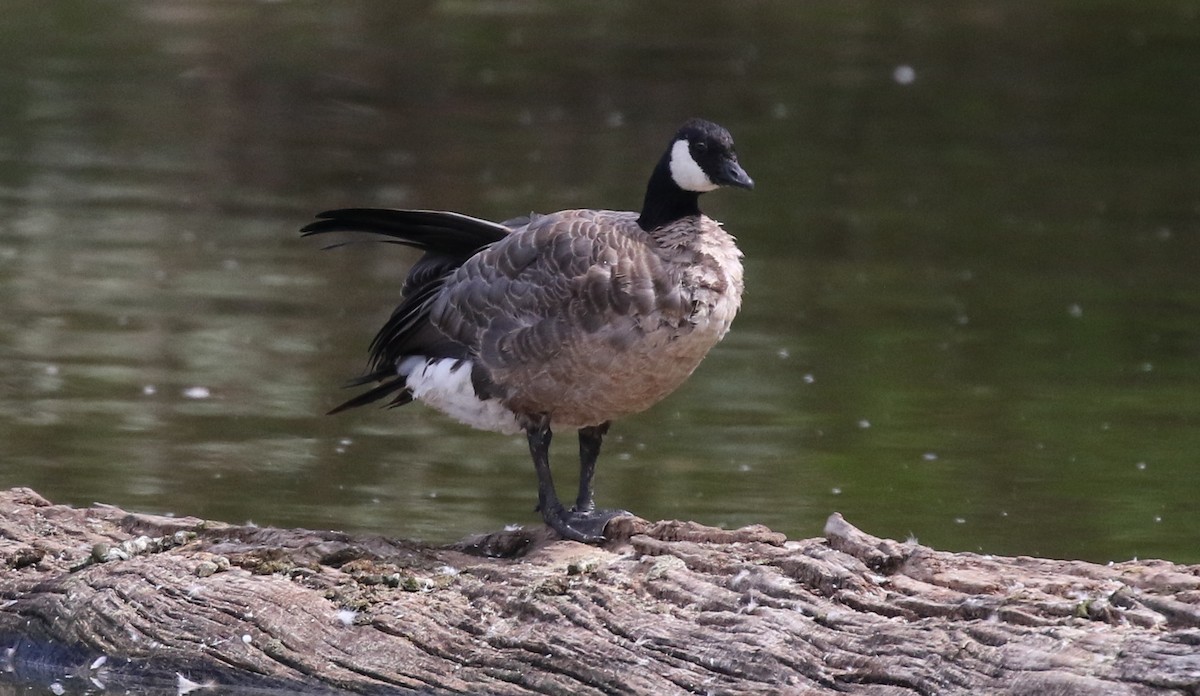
left=399, top=356, right=523, bottom=435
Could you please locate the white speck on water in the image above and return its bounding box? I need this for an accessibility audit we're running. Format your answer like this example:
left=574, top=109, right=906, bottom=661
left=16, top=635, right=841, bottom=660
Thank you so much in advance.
left=955, top=314, right=970, bottom=326
left=1136, top=461, right=1147, bottom=471
left=1155, top=226, right=1172, bottom=241
left=142, top=384, right=157, bottom=396
left=803, top=373, right=815, bottom=384
left=831, top=487, right=842, bottom=495
left=1068, top=303, right=1083, bottom=318
left=1000, top=510, right=1009, bottom=517
left=922, top=452, right=939, bottom=461
left=618, top=452, right=631, bottom=461
left=339, top=437, right=353, bottom=446
left=44, top=364, right=59, bottom=376
left=771, top=102, right=789, bottom=119
left=182, top=386, right=210, bottom=399
left=893, top=64, right=916, bottom=84
left=857, top=419, right=871, bottom=429
left=503, top=524, right=523, bottom=532
left=777, top=348, right=790, bottom=359
left=1139, top=362, right=1153, bottom=372
left=1154, top=515, right=1163, bottom=523
left=605, top=110, right=625, bottom=128
left=336, top=609, right=357, bottom=626
left=222, top=258, right=239, bottom=271
left=954, top=517, right=966, bottom=525
left=176, top=673, right=208, bottom=695
left=428, top=491, right=438, bottom=499
left=738, top=463, right=751, bottom=473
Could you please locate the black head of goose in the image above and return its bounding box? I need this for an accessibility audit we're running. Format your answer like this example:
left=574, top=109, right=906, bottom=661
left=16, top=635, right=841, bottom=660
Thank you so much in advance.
left=302, top=118, right=753, bottom=543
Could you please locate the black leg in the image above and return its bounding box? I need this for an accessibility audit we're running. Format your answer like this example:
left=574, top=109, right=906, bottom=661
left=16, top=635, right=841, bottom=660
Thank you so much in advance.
left=575, top=422, right=610, bottom=512
left=524, top=419, right=628, bottom=543
left=526, top=420, right=559, bottom=515
left=526, top=420, right=597, bottom=543
left=566, top=422, right=632, bottom=539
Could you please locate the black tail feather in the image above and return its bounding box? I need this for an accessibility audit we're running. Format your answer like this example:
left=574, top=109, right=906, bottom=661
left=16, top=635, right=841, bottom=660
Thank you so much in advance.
left=305, top=208, right=496, bottom=415
left=327, top=374, right=414, bottom=415
left=367, top=280, right=445, bottom=367
left=301, top=208, right=510, bottom=258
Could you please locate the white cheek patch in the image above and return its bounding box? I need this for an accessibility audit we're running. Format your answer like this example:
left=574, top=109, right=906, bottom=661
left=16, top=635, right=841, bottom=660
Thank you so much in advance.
left=668, top=139, right=718, bottom=192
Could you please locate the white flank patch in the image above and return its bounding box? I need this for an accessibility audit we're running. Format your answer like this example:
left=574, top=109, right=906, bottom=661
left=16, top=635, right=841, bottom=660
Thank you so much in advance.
left=401, top=357, right=522, bottom=435
left=668, top=139, right=718, bottom=192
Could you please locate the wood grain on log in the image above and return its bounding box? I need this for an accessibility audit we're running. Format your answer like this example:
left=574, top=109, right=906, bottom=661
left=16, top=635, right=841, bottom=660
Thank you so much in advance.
left=1, top=487, right=1198, bottom=695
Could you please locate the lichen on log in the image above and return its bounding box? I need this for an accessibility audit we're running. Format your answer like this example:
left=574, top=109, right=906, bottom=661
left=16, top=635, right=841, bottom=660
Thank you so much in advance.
left=0, top=487, right=1198, bottom=695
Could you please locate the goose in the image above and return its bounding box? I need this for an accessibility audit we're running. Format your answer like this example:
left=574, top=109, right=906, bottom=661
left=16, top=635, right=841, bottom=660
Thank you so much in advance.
left=302, top=118, right=753, bottom=543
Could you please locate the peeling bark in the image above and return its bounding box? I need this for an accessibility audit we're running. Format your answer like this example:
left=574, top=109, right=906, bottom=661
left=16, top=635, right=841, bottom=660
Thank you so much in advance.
left=1, top=487, right=1198, bottom=695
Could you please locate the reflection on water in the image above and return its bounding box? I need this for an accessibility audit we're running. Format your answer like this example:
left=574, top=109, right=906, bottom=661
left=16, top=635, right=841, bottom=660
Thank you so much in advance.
left=1, top=1, right=1199, bottom=574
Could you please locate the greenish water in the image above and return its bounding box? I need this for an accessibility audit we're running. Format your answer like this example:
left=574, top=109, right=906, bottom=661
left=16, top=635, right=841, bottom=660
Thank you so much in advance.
left=1, top=0, right=1199, bottom=583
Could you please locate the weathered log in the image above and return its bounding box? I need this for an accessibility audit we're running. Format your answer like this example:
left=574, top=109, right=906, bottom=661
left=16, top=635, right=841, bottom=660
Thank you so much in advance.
left=1, top=487, right=1198, bottom=695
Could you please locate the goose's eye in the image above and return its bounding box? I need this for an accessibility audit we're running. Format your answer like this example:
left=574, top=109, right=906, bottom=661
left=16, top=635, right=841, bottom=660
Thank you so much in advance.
left=694, top=141, right=708, bottom=154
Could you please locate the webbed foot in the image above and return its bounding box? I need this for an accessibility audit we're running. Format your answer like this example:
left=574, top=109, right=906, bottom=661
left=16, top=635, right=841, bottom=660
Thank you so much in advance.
left=541, top=505, right=632, bottom=543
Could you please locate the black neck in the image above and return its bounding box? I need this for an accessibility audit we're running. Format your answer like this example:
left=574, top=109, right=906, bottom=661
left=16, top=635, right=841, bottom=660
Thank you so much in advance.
left=637, top=154, right=700, bottom=231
